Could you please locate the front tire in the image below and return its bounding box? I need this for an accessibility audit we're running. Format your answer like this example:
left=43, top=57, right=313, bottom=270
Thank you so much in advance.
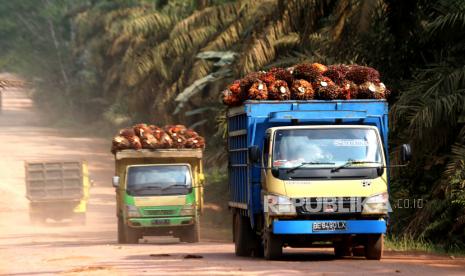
left=263, top=230, right=282, bottom=260
left=181, top=223, right=200, bottom=243
left=365, top=234, right=383, bottom=260
left=124, top=224, right=141, bottom=244
left=117, top=216, right=126, bottom=243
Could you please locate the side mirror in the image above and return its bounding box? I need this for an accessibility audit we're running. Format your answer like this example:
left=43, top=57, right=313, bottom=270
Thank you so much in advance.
left=112, top=176, right=120, bottom=188
left=401, top=144, right=412, bottom=163
left=248, top=146, right=261, bottom=164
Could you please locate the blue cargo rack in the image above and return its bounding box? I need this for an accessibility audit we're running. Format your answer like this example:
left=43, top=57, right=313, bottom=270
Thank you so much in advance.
left=227, top=100, right=389, bottom=225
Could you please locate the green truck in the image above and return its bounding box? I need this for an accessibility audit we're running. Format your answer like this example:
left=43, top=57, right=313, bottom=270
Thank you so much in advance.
left=113, top=149, right=204, bottom=244
left=25, top=161, right=90, bottom=224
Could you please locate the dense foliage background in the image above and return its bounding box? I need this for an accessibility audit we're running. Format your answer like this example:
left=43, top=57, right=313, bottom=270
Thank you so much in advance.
left=1, top=0, right=465, bottom=250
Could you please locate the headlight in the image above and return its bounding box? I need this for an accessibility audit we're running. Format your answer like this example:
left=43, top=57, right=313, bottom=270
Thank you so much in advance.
left=362, top=192, right=390, bottom=214
left=126, top=205, right=141, bottom=217
left=179, top=205, right=196, bottom=216
left=264, top=194, right=296, bottom=216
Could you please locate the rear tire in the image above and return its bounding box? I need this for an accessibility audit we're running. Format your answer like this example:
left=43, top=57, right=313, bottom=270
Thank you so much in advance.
left=117, top=216, right=126, bottom=244
left=234, top=214, right=255, bottom=257
left=263, top=230, right=282, bottom=260
left=334, top=237, right=352, bottom=258
left=365, top=234, right=383, bottom=260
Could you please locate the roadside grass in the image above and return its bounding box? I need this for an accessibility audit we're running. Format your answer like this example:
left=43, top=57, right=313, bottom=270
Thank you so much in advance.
left=385, top=235, right=465, bottom=257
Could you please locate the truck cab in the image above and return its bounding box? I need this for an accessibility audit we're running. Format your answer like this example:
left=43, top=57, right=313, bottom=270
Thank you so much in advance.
left=227, top=100, right=410, bottom=260
left=113, top=149, right=204, bottom=243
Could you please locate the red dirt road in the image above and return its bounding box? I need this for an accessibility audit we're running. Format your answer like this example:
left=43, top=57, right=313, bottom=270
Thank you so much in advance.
left=0, top=89, right=465, bottom=275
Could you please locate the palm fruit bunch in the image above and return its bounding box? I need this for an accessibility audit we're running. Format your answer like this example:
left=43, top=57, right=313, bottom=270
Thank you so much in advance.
left=221, top=62, right=389, bottom=106
left=314, top=77, right=340, bottom=100
left=323, top=64, right=350, bottom=85
left=269, top=67, right=294, bottom=85
left=268, top=80, right=290, bottom=100
left=337, top=80, right=358, bottom=100
left=222, top=80, right=243, bottom=106
left=357, top=82, right=389, bottom=99
left=248, top=81, right=268, bottom=100
left=293, top=63, right=328, bottom=83
left=346, top=65, right=380, bottom=85
left=291, top=79, right=314, bottom=100
left=111, top=124, right=205, bottom=153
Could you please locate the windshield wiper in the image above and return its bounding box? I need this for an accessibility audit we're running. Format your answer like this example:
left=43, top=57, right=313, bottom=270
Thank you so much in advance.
left=161, top=184, right=188, bottom=191
left=331, top=160, right=381, bottom=173
left=129, top=185, right=162, bottom=192
left=286, top=162, right=336, bottom=173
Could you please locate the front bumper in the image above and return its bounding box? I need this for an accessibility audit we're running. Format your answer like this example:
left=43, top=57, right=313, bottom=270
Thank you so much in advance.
left=273, top=219, right=386, bottom=235
left=128, top=216, right=195, bottom=228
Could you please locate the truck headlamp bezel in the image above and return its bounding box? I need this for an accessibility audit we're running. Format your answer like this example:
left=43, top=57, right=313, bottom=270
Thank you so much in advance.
left=362, top=192, right=390, bottom=214
left=264, top=194, right=297, bottom=216
left=125, top=205, right=141, bottom=217
left=179, top=204, right=196, bottom=216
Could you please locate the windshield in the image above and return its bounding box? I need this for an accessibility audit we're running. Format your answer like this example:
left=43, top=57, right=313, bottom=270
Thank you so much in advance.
left=272, top=128, right=383, bottom=169
left=126, top=165, right=192, bottom=195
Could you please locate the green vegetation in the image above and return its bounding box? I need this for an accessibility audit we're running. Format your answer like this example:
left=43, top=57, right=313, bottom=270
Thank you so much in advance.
left=1, top=0, right=465, bottom=253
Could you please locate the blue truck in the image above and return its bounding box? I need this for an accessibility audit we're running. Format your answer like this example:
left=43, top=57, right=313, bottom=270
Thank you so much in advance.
left=227, top=100, right=411, bottom=260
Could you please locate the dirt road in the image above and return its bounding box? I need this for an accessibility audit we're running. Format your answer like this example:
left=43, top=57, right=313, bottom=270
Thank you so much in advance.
left=0, top=88, right=464, bottom=275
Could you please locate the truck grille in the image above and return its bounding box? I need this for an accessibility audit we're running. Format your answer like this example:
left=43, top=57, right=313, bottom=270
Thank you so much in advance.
left=296, top=197, right=366, bottom=215
left=144, top=209, right=176, bottom=216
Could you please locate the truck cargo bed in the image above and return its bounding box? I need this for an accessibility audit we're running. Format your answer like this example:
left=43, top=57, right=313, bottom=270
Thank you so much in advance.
left=25, top=161, right=84, bottom=201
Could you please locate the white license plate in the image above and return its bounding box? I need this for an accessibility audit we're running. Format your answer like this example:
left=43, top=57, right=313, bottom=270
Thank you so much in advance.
left=312, top=221, right=347, bottom=231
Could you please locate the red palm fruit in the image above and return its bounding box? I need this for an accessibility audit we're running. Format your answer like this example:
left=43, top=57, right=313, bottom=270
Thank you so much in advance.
left=357, top=82, right=379, bottom=99
left=172, top=135, right=187, bottom=148
left=314, top=77, right=339, bottom=100
left=223, top=80, right=244, bottom=106
left=111, top=136, right=131, bottom=153
left=184, top=129, right=199, bottom=139
left=293, top=63, right=325, bottom=82
left=268, top=80, right=291, bottom=100
left=133, top=123, right=151, bottom=138
left=323, top=64, right=350, bottom=85
left=119, top=128, right=135, bottom=138
left=240, top=72, right=264, bottom=92
left=127, top=135, right=142, bottom=150
left=247, top=81, right=268, bottom=100
left=160, top=132, right=173, bottom=148
left=312, top=63, right=328, bottom=74
left=260, top=71, right=276, bottom=85
left=141, top=134, right=159, bottom=149
left=291, top=79, right=314, bottom=100
left=346, top=65, right=381, bottom=85
left=337, top=80, right=358, bottom=100
left=269, top=67, right=294, bottom=85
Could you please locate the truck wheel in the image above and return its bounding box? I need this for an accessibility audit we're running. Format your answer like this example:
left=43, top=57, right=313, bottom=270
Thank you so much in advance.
left=182, top=223, right=200, bottom=243
left=263, top=230, right=282, bottom=260
left=365, top=234, right=384, bottom=260
left=117, top=216, right=126, bottom=244
left=334, top=238, right=352, bottom=258
left=334, top=244, right=352, bottom=258
left=124, top=224, right=140, bottom=244
left=234, top=214, right=256, bottom=257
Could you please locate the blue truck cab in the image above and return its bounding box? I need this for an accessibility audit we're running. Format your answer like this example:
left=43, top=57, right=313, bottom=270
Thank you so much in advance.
left=227, top=100, right=410, bottom=260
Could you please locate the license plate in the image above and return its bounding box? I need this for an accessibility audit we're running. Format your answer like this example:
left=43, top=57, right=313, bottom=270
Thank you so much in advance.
left=151, top=219, right=170, bottom=225
left=312, top=221, right=347, bottom=232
